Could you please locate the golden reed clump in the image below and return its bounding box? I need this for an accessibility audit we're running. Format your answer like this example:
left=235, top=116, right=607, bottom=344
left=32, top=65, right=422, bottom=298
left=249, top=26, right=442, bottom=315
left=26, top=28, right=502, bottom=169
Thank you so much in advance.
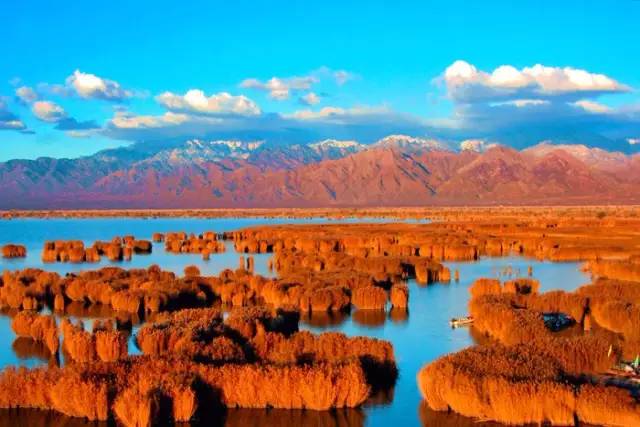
left=588, top=258, right=640, bottom=283
left=418, top=343, right=637, bottom=426
left=469, top=277, right=540, bottom=298
left=0, top=355, right=370, bottom=424
left=502, top=277, right=540, bottom=295
left=41, top=237, right=152, bottom=264
left=224, top=306, right=299, bottom=339
left=0, top=269, right=60, bottom=309
left=164, top=231, right=225, bottom=255
left=136, top=308, right=223, bottom=356
left=61, top=319, right=127, bottom=363
left=390, top=284, right=408, bottom=308
left=11, top=312, right=59, bottom=354
left=1, top=244, right=26, bottom=258
left=351, top=286, right=387, bottom=310
left=420, top=261, right=640, bottom=426
left=183, top=265, right=200, bottom=277
left=576, top=383, right=640, bottom=426
left=577, top=278, right=640, bottom=357
left=251, top=330, right=397, bottom=390
left=469, top=278, right=501, bottom=298
left=417, top=344, right=575, bottom=425
left=0, top=366, right=109, bottom=420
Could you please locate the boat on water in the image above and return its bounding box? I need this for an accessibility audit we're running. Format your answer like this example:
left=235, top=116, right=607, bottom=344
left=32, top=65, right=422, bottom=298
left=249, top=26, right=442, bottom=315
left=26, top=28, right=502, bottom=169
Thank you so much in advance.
left=449, top=316, right=474, bottom=328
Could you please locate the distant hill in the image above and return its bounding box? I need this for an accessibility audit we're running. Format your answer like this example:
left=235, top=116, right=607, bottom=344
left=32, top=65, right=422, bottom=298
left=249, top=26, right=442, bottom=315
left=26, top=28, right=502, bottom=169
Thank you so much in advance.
left=1, top=137, right=639, bottom=208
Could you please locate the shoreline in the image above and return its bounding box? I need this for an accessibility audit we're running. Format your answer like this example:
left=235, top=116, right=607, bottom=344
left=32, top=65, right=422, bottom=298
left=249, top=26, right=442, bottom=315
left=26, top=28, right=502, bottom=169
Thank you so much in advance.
left=2, top=205, right=640, bottom=220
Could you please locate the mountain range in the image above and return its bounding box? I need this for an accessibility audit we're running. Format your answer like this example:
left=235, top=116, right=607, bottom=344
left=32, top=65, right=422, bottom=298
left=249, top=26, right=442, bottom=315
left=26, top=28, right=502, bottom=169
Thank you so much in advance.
left=2, top=135, right=640, bottom=208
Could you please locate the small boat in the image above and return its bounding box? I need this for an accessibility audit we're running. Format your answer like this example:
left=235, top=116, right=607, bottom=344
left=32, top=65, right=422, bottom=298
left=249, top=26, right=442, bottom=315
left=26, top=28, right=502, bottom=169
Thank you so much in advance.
left=450, top=316, right=474, bottom=328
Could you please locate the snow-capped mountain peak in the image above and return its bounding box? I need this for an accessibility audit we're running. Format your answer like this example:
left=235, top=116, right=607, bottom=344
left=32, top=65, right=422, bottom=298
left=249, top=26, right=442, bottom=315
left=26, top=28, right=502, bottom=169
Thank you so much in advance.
left=372, top=134, right=450, bottom=151
left=309, top=139, right=365, bottom=150
left=150, top=139, right=265, bottom=164
left=523, top=141, right=628, bottom=166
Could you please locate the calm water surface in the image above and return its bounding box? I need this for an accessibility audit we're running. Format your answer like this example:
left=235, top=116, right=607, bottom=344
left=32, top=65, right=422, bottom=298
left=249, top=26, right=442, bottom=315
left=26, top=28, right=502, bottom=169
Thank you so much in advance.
left=0, top=218, right=591, bottom=426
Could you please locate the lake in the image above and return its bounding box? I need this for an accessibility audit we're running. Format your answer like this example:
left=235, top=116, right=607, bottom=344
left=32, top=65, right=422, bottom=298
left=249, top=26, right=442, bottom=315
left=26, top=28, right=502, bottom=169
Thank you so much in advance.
left=0, top=218, right=591, bottom=426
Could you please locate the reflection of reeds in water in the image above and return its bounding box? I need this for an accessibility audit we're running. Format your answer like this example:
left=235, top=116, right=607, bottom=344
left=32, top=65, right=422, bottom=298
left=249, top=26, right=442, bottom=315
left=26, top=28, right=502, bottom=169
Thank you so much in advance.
left=352, top=309, right=386, bottom=328
left=300, top=310, right=349, bottom=328
left=217, top=407, right=366, bottom=427
left=388, top=307, right=408, bottom=324
left=364, top=386, right=395, bottom=406
left=0, top=400, right=367, bottom=427
left=12, top=337, right=59, bottom=367
left=63, top=301, right=142, bottom=325
left=0, top=407, right=109, bottom=427
left=418, top=401, right=504, bottom=427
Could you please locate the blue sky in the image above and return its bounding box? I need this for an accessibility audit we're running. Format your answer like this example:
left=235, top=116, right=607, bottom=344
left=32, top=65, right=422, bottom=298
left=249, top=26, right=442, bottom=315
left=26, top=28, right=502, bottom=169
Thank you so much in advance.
left=1, top=0, right=640, bottom=160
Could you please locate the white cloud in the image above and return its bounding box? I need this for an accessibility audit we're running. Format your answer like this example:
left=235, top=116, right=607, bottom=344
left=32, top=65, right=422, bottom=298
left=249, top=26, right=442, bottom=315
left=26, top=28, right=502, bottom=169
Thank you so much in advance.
left=156, top=90, right=260, bottom=115
left=443, top=60, right=628, bottom=102
left=287, top=105, right=389, bottom=120
left=571, top=99, right=612, bottom=114
left=32, top=101, right=67, bottom=122
left=240, top=76, right=318, bottom=100
left=66, top=70, right=131, bottom=101
left=0, top=119, right=26, bottom=130
left=628, top=138, right=640, bottom=145
left=15, top=86, right=38, bottom=104
left=110, top=111, right=191, bottom=129
left=492, top=99, right=550, bottom=108
left=459, top=139, right=499, bottom=152
left=66, top=129, right=98, bottom=138
left=300, top=92, right=320, bottom=106
left=460, top=139, right=486, bottom=152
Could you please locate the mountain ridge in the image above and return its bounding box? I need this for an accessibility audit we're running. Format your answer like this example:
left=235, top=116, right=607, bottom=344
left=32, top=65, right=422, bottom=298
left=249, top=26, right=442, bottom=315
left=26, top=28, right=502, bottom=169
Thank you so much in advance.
left=1, top=137, right=640, bottom=208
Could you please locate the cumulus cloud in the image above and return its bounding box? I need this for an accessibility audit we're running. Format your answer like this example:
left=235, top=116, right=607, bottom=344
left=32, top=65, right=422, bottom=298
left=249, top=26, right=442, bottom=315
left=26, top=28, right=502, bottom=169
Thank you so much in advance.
left=429, top=60, right=640, bottom=151
left=443, top=60, right=629, bottom=103
left=15, top=86, right=38, bottom=104
left=156, top=90, right=260, bottom=116
left=30, top=99, right=100, bottom=131
left=66, top=70, right=132, bottom=101
left=299, top=92, right=320, bottom=106
left=32, top=101, right=67, bottom=122
left=240, top=75, right=318, bottom=100
left=628, top=138, right=640, bottom=145
left=0, top=100, right=26, bottom=131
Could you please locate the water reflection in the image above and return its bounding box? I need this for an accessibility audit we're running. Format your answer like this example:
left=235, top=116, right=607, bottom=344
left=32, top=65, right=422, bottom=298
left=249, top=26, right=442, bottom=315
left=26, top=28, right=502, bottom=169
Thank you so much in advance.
left=388, top=307, right=408, bottom=324
left=365, top=386, right=395, bottom=406
left=300, top=310, right=349, bottom=328
left=0, top=408, right=111, bottom=427
left=418, top=402, right=503, bottom=427
left=12, top=337, right=54, bottom=364
left=207, top=408, right=366, bottom=427
left=352, top=309, right=386, bottom=328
